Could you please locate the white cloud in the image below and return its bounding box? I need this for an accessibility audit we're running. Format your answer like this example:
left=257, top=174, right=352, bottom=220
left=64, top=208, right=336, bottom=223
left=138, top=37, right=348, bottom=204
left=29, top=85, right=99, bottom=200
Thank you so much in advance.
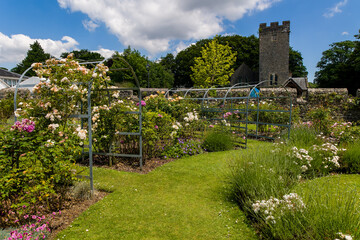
left=94, top=48, right=116, bottom=59
left=82, top=19, right=99, bottom=32
left=323, top=0, right=348, bottom=18
left=57, top=0, right=280, bottom=55
left=0, top=32, right=79, bottom=64
left=341, top=31, right=349, bottom=35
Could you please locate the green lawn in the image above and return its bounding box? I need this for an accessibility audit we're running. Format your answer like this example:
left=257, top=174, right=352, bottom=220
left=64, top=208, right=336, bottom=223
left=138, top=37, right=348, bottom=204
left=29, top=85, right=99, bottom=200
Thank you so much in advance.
left=55, top=150, right=258, bottom=240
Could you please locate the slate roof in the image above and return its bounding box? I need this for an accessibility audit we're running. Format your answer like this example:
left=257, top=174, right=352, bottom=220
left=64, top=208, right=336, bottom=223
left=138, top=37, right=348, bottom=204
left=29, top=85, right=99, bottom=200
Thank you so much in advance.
left=284, top=77, right=308, bottom=91
left=291, top=77, right=308, bottom=91
left=0, top=68, right=23, bottom=79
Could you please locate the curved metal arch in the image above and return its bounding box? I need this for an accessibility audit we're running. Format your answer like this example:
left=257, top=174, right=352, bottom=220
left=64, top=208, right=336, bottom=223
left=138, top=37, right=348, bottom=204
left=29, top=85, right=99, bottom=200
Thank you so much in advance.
left=246, top=80, right=293, bottom=141
left=14, top=66, right=35, bottom=122
left=164, top=88, right=176, bottom=99
left=222, top=82, right=255, bottom=106
left=184, top=86, right=195, bottom=98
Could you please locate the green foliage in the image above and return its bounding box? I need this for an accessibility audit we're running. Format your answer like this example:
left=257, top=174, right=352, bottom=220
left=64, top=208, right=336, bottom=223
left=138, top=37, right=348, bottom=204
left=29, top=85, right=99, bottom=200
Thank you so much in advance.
left=142, top=110, right=176, bottom=158
left=218, top=35, right=259, bottom=74
left=60, top=49, right=104, bottom=69
left=0, top=92, right=30, bottom=123
left=191, top=38, right=237, bottom=88
left=107, top=47, right=148, bottom=87
left=71, top=181, right=91, bottom=200
left=0, top=97, right=15, bottom=122
left=148, top=61, right=174, bottom=88
left=60, top=49, right=104, bottom=62
left=0, top=123, right=81, bottom=227
left=286, top=124, right=322, bottom=148
left=228, top=135, right=360, bottom=240
left=308, top=82, right=318, bottom=88
left=173, top=34, right=306, bottom=87
left=161, top=138, right=203, bottom=159
left=108, top=47, right=174, bottom=88
left=340, top=140, right=360, bottom=173
left=1, top=56, right=110, bottom=228
left=289, top=47, right=308, bottom=77
left=315, top=34, right=360, bottom=95
left=173, top=39, right=210, bottom=87
left=227, top=144, right=300, bottom=213
left=159, top=53, right=176, bottom=73
left=202, top=130, right=234, bottom=152
left=307, top=107, right=332, bottom=134
left=11, top=41, right=51, bottom=76
left=288, top=177, right=360, bottom=240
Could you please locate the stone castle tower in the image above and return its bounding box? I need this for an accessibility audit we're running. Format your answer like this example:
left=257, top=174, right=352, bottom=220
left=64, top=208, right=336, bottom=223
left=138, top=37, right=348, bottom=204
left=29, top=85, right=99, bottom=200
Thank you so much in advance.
left=259, top=21, right=290, bottom=86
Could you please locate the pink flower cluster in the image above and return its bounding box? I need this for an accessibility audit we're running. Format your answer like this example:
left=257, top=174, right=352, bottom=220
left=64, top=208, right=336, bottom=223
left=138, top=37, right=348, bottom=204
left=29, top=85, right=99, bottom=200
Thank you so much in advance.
left=136, top=100, right=146, bottom=107
left=302, top=121, right=313, bottom=127
left=223, top=112, right=232, bottom=118
left=11, top=119, right=35, bottom=133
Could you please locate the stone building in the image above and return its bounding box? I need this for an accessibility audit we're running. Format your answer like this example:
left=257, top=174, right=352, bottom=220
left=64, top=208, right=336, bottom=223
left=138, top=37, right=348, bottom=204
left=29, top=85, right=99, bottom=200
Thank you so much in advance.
left=230, top=63, right=258, bottom=85
left=259, top=21, right=290, bottom=86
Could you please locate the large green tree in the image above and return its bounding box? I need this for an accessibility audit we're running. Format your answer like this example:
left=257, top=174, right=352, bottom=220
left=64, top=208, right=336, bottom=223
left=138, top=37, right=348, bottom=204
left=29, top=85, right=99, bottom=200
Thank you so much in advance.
left=172, top=35, right=306, bottom=87
left=12, top=41, right=51, bottom=76
left=148, top=62, right=174, bottom=88
left=314, top=36, right=360, bottom=95
left=190, top=38, right=237, bottom=88
left=107, top=47, right=148, bottom=87
left=173, top=39, right=210, bottom=87
left=61, top=49, right=104, bottom=62
left=108, top=46, right=174, bottom=88
left=289, top=47, right=308, bottom=77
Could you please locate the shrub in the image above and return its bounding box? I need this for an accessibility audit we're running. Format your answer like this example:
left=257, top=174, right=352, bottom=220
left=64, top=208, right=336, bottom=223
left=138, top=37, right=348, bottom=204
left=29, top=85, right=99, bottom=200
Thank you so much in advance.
left=340, top=140, right=360, bottom=173
left=202, top=130, right=233, bottom=152
left=288, top=143, right=345, bottom=178
left=227, top=144, right=300, bottom=216
left=285, top=124, right=322, bottom=148
left=161, top=138, right=203, bottom=159
left=228, top=142, right=360, bottom=240
left=307, top=107, right=332, bottom=134
left=142, top=110, right=176, bottom=158
left=260, top=182, right=360, bottom=240
left=71, top=181, right=91, bottom=200
left=0, top=120, right=81, bottom=227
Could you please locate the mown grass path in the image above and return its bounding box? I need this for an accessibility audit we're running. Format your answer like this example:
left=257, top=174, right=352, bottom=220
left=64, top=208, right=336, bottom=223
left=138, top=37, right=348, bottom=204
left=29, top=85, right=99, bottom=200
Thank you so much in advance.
left=55, top=151, right=258, bottom=239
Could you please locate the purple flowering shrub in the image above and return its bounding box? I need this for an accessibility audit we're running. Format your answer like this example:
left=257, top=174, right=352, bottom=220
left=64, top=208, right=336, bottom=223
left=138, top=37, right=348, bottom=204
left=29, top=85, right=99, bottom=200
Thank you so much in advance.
left=161, top=138, right=203, bottom=159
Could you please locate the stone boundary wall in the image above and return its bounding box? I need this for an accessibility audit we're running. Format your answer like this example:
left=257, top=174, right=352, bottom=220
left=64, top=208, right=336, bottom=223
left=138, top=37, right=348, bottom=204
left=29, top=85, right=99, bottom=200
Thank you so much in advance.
left=142, top=87, right=359, bottom=122
left=2, top=86, right=359, bottom=122
left=307, top=88, right=348, bottom=99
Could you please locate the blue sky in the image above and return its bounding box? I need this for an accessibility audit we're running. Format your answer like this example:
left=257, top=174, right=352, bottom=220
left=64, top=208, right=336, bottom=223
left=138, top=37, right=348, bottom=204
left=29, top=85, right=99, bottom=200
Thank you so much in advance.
left=0, top=0, right=359, bottom=82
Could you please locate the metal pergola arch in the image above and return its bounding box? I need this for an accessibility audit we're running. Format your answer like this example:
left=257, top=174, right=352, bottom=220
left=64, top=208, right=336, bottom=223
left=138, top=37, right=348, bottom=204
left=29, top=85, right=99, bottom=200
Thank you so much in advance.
left=164, top=81, right=293, bottom=148
left=14, top=56, right=143, bottom=193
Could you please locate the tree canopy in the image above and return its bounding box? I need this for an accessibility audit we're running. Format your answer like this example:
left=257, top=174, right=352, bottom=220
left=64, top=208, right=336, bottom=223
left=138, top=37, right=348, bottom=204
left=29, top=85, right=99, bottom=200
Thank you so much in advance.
left=289, top=47, right=308, bottom=77
left=171, top=35, right=306, bottom=87
left=107, top=46, right=173, bottom=88
left=12, top=41, right=51, bottom=76
left=314, top=32, right=360, bottom=95
left=190, top=38, right=237, bottom=88
left=61, top=49, right=104, bottom=62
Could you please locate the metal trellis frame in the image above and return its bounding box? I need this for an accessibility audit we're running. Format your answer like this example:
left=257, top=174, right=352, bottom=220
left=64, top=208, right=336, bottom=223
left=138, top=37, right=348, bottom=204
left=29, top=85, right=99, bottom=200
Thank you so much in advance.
left=165, top=81, right=293, bottom=148
left=14, top=57, right=143, bottom=194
